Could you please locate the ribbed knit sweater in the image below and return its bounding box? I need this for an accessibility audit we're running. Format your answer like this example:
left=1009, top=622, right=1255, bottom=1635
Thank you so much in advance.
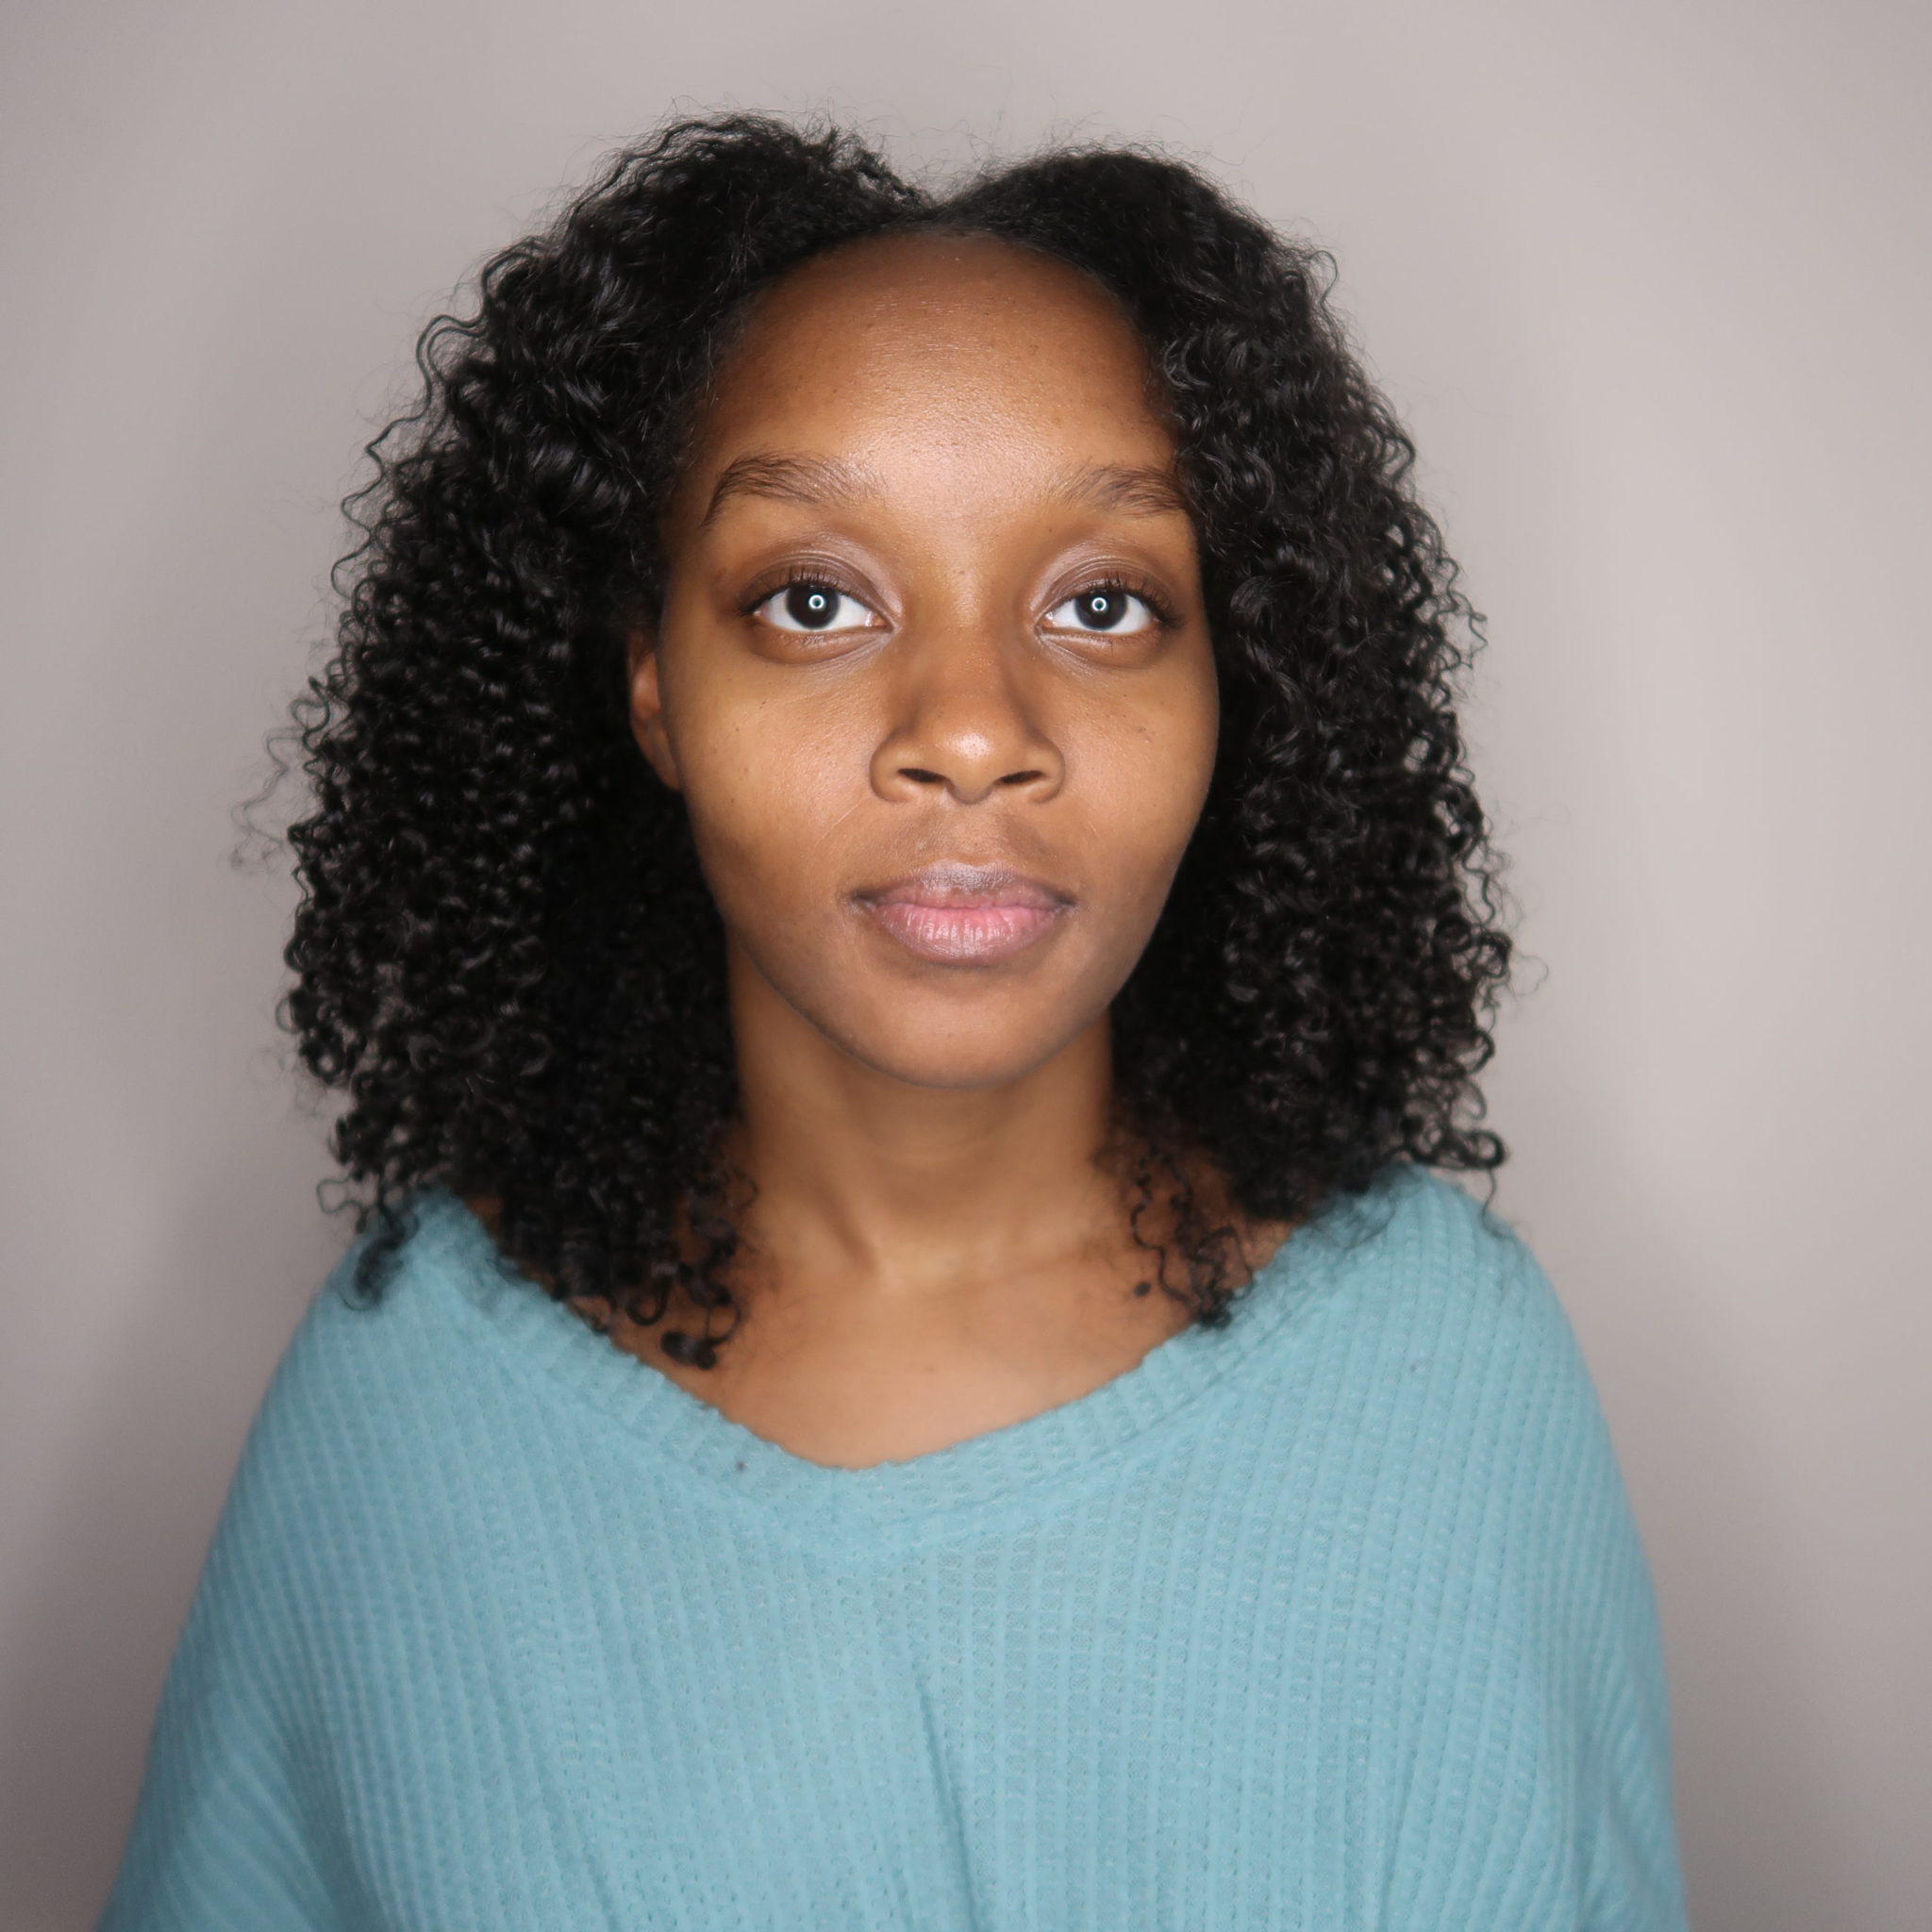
left=100, top=1163, right=1687, bottom=1930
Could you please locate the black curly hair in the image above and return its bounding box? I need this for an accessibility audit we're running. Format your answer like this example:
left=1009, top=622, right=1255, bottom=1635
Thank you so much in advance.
left=283, top=111, right=1512, bottom=1366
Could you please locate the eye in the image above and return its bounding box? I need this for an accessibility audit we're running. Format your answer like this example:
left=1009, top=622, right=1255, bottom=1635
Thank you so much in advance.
left=1043, top=587, right=1160, bottom=636
left=754, top=583, right=879, bottom=633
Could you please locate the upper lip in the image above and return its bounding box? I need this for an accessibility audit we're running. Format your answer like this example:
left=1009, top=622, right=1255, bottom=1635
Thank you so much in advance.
left=855, top=861, right=1072, bottom=910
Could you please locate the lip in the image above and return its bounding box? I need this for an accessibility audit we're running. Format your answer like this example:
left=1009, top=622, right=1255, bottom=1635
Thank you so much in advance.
left=853, top=861, right=1073, bottom=965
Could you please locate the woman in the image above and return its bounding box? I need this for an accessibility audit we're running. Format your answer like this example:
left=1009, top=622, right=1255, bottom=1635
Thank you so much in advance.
left=102, top=114, right=1687, bottom=1928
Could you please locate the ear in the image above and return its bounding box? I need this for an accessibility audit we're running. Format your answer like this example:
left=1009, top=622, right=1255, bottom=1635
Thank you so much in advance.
left=627, top=627, right=683, bottom=792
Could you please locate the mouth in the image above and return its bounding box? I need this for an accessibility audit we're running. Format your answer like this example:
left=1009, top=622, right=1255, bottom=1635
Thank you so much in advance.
left=853, top=861, right=1073, bottom=965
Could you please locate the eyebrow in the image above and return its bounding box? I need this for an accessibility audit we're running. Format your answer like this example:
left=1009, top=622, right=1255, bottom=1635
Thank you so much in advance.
left=1049, top=462, right=1191, bottom=519
left=701, top=453, right=877, bottom=525
left=699, top=452, right=1191, bottom=525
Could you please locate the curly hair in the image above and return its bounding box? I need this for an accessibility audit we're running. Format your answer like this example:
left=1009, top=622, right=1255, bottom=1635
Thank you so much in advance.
left=283, top=111, right=1512, bottom=1365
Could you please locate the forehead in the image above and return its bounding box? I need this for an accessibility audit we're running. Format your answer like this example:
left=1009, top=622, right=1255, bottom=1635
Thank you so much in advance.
left=687, top=232, right=1173, bottom=468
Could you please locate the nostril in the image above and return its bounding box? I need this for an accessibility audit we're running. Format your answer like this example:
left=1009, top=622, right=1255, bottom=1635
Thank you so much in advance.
left=901, top=766, right=946, bottom=785
left=999, top=769, right=1047, bottom=787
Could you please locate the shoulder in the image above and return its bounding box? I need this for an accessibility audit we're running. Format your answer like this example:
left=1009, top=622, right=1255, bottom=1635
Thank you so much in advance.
left=1299, top=1160, right=1577, bottom=1350
left=1269, top=1167, right=1658, bottom=1645
left=1278, top=1163, right=1621, bottom=1493
left=258, top=1191, right=494, bottom=1411
left=210, top=1192, right=523, bottom=1560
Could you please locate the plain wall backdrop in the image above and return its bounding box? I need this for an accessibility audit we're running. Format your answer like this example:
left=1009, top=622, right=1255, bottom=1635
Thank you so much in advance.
left=2, top=2, right=1926, bottom=1925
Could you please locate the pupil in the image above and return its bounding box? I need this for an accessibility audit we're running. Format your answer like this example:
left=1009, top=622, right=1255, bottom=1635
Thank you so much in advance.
left=1083, top=591, right=1124, bottom=629
left=787, top=585, right=836, bottom=628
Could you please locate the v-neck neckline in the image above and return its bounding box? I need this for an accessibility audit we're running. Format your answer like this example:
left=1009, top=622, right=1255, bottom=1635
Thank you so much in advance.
left=408, top=1176, right=1393, bottom=1547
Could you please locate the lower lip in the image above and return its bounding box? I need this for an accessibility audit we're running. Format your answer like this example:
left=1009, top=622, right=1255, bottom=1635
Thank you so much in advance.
left=859, top=899, right=1065, bottom=964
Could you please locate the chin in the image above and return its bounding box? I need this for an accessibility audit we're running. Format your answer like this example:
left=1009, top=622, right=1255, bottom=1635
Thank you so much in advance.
left=830, top=1006, right=1092, bottom=1092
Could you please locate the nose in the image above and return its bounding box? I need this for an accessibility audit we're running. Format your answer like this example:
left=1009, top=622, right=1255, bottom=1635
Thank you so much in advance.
left=869, top=623, right=1065, bottom=807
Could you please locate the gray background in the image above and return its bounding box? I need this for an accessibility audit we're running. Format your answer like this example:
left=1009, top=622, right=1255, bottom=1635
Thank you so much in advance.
left=3, top=2, right=1926, bottom=1926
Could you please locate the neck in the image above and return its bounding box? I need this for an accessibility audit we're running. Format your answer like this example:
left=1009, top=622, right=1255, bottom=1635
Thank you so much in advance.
left=722, top=943, right=1126, bottom=1306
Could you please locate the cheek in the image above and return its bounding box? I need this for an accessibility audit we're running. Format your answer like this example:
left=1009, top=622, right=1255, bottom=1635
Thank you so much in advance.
left=1085, top=690, right=1219, bottom=893
left=672, top=691, right=869, bottom=922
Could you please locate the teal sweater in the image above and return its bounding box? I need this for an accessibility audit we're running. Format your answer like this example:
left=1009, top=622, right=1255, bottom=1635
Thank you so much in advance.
left=100, top=1165, right=1688, bottom=1929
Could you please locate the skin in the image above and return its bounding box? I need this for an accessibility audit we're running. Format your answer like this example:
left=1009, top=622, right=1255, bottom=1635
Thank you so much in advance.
left=584, top=232, right=1287, bottom=1466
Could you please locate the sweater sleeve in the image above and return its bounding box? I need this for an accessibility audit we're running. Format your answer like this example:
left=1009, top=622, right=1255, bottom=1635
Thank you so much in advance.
left=1371, top=1179, right=1689, bottom=1931
left=1499, top=1225, right=1690, bottom=1932
left=97, top=1296, right=361, bottom=1931
left=1570, top=1413, right=1688, bottom=1932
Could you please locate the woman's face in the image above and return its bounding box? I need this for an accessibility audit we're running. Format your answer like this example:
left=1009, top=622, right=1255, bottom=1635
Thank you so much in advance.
left=637, top=231, right=1218, bottom=1091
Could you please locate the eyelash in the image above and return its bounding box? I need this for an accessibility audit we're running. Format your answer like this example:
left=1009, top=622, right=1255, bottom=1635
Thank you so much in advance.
left=741, top=573, right=1176, bottom=630
left=739, top=573, right=855, bottom=621
left=1055, top=574, right=1176, bottom=630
